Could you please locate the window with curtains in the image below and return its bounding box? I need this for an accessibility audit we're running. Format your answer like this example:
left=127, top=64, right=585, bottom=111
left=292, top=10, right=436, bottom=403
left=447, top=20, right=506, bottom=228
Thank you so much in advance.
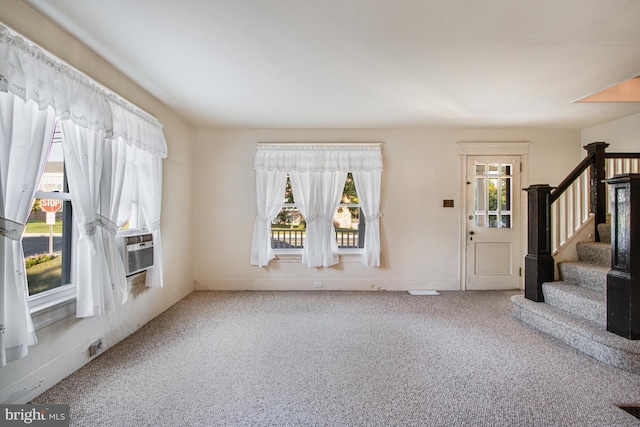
left=271, top=173, right=364, bottom=251
left=251, top=144, right=382, bottom=269
left=0, top=24, right=168, bottom=366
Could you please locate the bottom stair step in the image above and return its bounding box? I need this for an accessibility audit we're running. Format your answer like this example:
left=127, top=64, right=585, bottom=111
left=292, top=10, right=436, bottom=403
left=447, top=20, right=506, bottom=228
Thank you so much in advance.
left=511, top=295, right=640, bottom=374
left=542, top=282, right=606, bottom=326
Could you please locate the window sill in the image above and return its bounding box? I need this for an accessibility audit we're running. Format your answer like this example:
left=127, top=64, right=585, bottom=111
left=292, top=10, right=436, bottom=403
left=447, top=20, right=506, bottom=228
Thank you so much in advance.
left=29, top=284, right=76, bottom=330
left=273, top=252, right=302, bottom=263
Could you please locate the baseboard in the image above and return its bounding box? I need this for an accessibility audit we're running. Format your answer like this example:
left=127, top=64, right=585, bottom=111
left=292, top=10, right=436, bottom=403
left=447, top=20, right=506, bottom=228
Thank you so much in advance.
left=195, top=279, right=460, bottom=292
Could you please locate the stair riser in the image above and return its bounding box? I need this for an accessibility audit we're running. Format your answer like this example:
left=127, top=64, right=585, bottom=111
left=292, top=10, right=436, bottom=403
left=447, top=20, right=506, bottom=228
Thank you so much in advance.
left=597, top=223, right=611, bottom=244
left=543, top=285, right=606, bottom=326
left=558, top=263, right=608, bottom=292
left=576, top=243, right=611, bottom=268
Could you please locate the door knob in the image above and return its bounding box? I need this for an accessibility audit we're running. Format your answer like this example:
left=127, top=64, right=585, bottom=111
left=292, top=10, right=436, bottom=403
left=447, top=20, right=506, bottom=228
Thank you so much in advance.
left=469, top=231, right=475, bottom=235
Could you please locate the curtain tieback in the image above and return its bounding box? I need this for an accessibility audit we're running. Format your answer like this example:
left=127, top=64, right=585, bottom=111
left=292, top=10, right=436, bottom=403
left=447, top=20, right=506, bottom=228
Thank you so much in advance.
left=257, top=215, right=272, bottom=223
left=80, top=221, right=97, bottom=236
left=0, top=217, right=25, bottom=242
left=366, top=211, right=382, bottom=221
left=96, top=214, right=118, bottom=235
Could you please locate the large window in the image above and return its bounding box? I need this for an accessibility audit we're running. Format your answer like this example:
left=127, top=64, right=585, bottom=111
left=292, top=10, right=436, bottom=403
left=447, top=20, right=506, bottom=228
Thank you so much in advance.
left=25, top=123, right=73, bottom=296
left=271, top=173, right=364, bottom=251
left=1, top=24, right=169, bottom=366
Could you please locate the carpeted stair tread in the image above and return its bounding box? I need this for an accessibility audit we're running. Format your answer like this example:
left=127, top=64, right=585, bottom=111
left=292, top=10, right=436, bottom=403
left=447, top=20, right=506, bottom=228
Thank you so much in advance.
left=576, top=241, right=611, bottom=268
left=557, top=261, right=608, bottom=292
left=512, top=295, right=640, bottom=374
left=542, top=282, right=606, bottom=326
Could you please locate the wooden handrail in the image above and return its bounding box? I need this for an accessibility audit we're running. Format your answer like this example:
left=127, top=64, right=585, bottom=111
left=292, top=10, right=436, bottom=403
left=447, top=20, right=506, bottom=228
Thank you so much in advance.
left=550, top=153, right=594, bottom=204
left=606, top=152, right=640, bottom=159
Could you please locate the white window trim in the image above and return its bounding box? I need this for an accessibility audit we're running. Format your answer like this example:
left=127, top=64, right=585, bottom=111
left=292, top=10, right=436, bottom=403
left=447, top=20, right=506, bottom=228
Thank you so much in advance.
left=29, top=284, right=76, bottom=330
left=34, top=190, right=72, bottom=201
left=28, top=186, right=77, bottom=329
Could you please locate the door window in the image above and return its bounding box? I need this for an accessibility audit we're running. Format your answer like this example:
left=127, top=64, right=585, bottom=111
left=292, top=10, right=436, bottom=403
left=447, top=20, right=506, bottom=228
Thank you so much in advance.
left=474, top=162, right=513, bottom=229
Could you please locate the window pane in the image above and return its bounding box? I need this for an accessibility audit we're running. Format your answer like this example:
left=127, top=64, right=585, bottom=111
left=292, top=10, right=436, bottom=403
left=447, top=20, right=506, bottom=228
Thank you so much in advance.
left=273, top=207, right=304, bottom=228
left=25, top=206, right=65, bottom=295
left=475, top=177, right=485, bottom=211
left=488, top=164, right=499, bottom=175
left=25, top=125, right=70, bottom=296
left=488, top=178, right=498, bottom=211
left=501, top=214, right=512, bottom=228
left=334, top=206, right=361, bottom=248
left=284, top=175, right=294, bottom=203
left=342, top=172, right=358, bottom=203
left=271, top=207, right=305, bottom=249
left=475, top=214, right=485, bottom=228
left=500, top=177, right=511, bottom=211
left=488, top=214, right=498, bottom=228
left=475, top=164, right=486, bottom=175
left=270, top=227, right=305, bottom=249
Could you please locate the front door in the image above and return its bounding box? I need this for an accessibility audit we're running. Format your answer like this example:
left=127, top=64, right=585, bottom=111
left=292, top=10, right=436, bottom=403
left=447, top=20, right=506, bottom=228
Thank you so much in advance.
left=465, top=155, right=522, bottom=290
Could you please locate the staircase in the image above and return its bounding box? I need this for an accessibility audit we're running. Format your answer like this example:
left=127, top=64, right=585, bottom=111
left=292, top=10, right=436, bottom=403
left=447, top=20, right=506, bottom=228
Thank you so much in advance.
left=512, top=223, right=640, bottom=373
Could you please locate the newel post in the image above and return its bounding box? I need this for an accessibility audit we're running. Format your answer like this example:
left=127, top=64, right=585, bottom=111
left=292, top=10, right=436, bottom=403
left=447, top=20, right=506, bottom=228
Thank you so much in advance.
left=584, top=142, right=609, bottom=239
left=604, top=174, right=640, bottom=339
left=524, top=184, right=555, bottom=302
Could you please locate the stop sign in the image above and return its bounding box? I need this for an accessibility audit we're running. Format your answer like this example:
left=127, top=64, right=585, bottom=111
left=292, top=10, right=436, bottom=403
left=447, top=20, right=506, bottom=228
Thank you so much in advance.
left=41, top=198, right=62, bottom=213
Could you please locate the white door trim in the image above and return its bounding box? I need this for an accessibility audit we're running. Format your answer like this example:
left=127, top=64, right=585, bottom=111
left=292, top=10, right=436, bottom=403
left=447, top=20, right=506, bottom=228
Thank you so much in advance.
left=457, top=141, right=530, bottom=291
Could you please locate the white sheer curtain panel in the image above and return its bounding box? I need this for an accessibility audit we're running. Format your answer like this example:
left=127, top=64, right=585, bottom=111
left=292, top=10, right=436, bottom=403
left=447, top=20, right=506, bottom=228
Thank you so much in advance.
left=287, top=171, right=311, bottom=261
left=61, top=119, right=114, bottom=317
left=353, top=169, right=383, bottom=266
left=0, top=93, right=56, bottom=366
left=135, top=148, right=164, bottom=288
left=252, top=145, right=383, bottom=268
left=99, top=137, right=134, bottom=306
left=317, top=170, right=348, bottom=267
left=291, top=169, right=346, bottom=267
left=250, top=168, right=288, bottom=266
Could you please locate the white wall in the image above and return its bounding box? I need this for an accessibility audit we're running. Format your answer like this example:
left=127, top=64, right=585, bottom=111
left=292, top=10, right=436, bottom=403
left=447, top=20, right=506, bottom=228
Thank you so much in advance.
left=194, top=128, right=580, bottom=291
left=581, top=112, right=640, bottom=151
left=0, top=2, right=196, bottom=403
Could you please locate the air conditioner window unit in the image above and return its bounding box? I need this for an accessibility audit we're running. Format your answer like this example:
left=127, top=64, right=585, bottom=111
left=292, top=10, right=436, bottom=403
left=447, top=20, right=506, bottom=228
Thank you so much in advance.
left=118, top=230, right=154, bottom=276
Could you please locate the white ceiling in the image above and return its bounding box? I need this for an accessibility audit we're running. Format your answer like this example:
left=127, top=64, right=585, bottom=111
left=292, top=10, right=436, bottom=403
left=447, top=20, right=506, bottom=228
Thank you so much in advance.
left=26, top=0, right=640, bottom=129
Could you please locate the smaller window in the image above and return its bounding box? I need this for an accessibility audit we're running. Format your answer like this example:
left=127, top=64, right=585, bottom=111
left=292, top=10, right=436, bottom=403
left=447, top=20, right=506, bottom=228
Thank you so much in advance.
left=270, top=173, right=365, bottom=251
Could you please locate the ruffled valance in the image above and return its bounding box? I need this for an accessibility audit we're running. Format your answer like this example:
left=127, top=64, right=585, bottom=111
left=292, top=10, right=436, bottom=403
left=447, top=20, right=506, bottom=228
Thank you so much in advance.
left=0, top=24, right=167, bottom=157
left=254, top=144, right=383, bottom=172
left=109, top=101, right=167, bottom=158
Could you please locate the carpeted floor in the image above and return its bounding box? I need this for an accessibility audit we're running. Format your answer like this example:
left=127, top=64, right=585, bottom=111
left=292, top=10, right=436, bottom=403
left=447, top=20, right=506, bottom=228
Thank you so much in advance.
left=32, top=291, right=640, bottom=426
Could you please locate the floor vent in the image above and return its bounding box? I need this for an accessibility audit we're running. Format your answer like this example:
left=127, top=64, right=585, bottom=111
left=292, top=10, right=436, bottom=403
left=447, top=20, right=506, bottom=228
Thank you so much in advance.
left=617, top=406, right=640, bottom=420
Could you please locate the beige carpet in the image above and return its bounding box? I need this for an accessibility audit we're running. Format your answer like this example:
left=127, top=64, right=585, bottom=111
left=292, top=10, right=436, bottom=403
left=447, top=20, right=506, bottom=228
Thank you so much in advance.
left=32, top=291, right=640, bottom=426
